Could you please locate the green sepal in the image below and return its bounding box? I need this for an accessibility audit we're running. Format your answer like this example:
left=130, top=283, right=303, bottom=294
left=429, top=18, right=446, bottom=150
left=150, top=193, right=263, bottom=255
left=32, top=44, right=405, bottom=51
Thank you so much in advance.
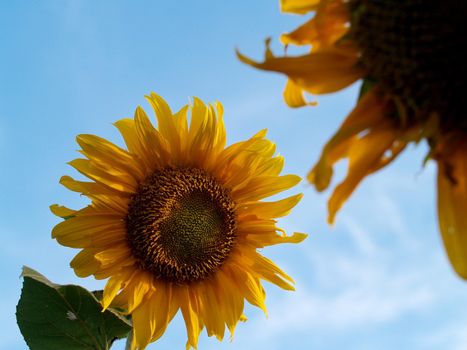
left=358, top=78, right=377, bottom=100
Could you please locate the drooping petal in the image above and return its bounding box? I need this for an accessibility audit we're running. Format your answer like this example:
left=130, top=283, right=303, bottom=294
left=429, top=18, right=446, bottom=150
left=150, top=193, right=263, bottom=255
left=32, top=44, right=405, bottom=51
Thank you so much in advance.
left=70, top=249, right=101, bottom=278
left=228, top=264, right=267, bottom=314
left=177, top=285, right=202, bottom=350
left=308, top=88, right=388, bottom=191
left=327, top=128, right=397, bottom=224
left=125, top=271, right=154, bottom=313
left=283, top=79, right=317, bottom=108
left=239, top=249, right=296, bottom=291
left=237, top=45, right=363, bottom=95
left=196, top=281, right=225, bottom=341
left=437, top=139, right=467, bottom=278
left=150, top=282, right=174, bottom=342
left=132, top=296, right=155, bottom=350
left=101, top=267, right=135, bottom=310
left=213, top=269, right=245, bottom=337
left=94, top=244, right=134, bottom=269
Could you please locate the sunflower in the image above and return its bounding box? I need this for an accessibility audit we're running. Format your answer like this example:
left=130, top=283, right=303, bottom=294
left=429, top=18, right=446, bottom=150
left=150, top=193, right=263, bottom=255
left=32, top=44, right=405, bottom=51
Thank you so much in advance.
left=50, top=93, right=306, bottom=349
left=237, top=0, right=467, bottom=278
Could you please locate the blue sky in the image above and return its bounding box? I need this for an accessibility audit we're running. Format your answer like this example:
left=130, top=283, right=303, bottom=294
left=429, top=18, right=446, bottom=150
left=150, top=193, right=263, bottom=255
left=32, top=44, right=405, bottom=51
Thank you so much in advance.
left=1, top=1, right=467, bottom=349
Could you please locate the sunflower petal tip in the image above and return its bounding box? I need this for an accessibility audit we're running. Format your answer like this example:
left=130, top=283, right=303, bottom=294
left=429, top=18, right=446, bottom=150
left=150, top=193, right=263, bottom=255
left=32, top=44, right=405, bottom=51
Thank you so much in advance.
left=100, top=301, right=108, bottom=312
left=235, top=49, right=259, bottom=67
left=50, top=204, right=76, bottom=220
left=294, top=232, right=308, bottom=242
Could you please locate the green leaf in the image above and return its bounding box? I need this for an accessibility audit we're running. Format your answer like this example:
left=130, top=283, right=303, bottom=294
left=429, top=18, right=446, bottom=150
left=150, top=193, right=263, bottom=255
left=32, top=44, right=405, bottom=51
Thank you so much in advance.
left=16, top=266, right=132, bottom=350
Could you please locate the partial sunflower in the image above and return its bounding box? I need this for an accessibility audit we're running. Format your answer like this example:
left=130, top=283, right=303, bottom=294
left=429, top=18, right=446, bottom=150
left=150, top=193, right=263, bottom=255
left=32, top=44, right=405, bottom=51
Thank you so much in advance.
left=237, top=0, right=467, bottom=278
left=50, top=93, right=306, bottom=349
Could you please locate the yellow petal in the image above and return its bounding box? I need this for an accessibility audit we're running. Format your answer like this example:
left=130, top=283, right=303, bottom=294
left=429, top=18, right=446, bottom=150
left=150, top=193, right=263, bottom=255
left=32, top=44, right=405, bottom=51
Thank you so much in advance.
left=173, top=105, right=190, bottom=151
left=229, top=265, right=267, bottom=314
left=52, top=215, right=122, bottom=248
left=246, top=231, right=308, bottom=248
left=114, top=118, right=152, bottom=172
left=214, top=269, right=245, bottom=337
left=239, top=193, right=303, bottom=218
left=59, top=175, right=120, bottom=196
left=283, top=79, right=317, bottom=108
left=101, top=268, right=134, bottom=310
left=197, top=281, right=225, bottom=341
left=281, top=18, right=317, bottom=46
left=327, top=129, right=397, bottom=224
left=308, top=88, right=388, bottom=191
left=213, top=101, right=227, bottom=152
left=188, top=98, right=209, bottom=151
left=69, top=158, right=137, bottom=194
left=237, top=45, right=363, bottom=95
left=132, top=297, right=154, bottom=350
left=233, top=175, right=301, bottom=202
left=145, top=93, right=182, bottom=158
left=134, top=106, right=171, bottom=168
left=241, top=250, right=295, bottom=291
left=59, top=176, right=130, bottom=216
left=280, top=0, right=321, bottom=14
left=126, top=271, right=154, bottom=313
left=437, top=141, right=467, bottom=279
left=187, top=99, right=223, bottom=169
left=150, top=282, right=173, bottom=342
left=281, top=0, right=349, bottom=49
left=219, top=138, right=277, bottom=188
left=50, top=204, right=76, bottom=218
left=177, top=286, right=202, bottom=350
left=76, top=134, right=145, bottom=181
left=94, top=245, right=133, bottom=268
left=89, top=227, right=127, bottom=248
left=70, top=249, right=101, bottom=278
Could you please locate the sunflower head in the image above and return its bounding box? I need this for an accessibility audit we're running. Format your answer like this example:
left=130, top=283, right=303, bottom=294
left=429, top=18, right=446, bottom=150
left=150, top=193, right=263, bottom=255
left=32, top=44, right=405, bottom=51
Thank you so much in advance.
left=238, top=0, right=467, bottom=278
left=51, top=93, right=306, bottom=349
left=126, top=167, right=237, bottom=284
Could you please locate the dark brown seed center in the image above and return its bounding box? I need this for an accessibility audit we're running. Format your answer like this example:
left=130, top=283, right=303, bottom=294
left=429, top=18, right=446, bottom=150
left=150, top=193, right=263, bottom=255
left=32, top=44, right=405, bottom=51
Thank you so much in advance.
left=349, top=0, right=467, bottom=131
left=126, top=168, right=236, bottom=283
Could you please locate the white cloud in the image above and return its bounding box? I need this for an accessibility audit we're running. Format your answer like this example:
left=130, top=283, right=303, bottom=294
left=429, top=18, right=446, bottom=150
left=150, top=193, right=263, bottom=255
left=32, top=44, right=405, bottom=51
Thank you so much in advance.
left=249, top=254, right=435, bottom=340
left=417, top=319, right=467, bottom=350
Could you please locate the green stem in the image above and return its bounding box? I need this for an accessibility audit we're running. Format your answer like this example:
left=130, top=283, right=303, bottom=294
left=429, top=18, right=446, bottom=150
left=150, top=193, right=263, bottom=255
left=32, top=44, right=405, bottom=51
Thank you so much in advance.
left=125, top=332, right=133, bottom=350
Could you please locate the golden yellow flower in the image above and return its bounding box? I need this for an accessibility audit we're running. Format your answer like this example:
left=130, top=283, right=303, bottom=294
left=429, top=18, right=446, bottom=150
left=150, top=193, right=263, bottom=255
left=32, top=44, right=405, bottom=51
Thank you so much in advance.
left=50, top=93, right=306, bottom=349
left=238, top=0, right=467, bottom=278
